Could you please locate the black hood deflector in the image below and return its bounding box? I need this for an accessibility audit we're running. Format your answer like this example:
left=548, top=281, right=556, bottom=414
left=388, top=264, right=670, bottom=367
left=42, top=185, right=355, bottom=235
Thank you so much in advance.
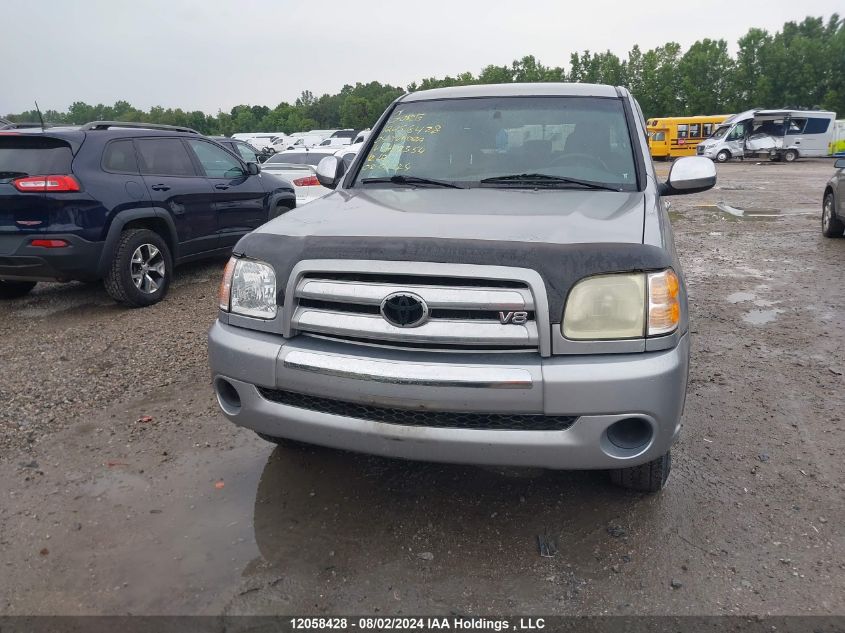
left=235, top=234, right=672, bottom=317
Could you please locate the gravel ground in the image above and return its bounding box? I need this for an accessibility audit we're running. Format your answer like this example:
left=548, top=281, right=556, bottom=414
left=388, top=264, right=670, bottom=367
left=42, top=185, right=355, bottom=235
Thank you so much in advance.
left=0, top=159, right=842, bottom=616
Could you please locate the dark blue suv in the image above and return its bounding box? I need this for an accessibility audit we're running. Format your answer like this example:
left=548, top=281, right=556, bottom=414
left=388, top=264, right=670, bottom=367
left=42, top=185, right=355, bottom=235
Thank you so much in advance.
left=0, top=122, right=295, bottom=306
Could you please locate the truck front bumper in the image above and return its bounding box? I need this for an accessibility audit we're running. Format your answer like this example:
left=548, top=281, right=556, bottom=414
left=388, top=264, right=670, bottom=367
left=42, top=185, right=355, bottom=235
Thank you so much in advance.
left=208, top=321, right=690, bottom=470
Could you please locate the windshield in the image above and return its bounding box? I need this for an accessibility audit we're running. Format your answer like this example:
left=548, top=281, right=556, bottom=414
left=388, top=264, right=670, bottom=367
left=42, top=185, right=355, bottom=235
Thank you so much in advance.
left=353, top=96, right=638, bottom=190
left=265, top=152, right=333, bottom=166
left=710, top=125, right=730, bottom=140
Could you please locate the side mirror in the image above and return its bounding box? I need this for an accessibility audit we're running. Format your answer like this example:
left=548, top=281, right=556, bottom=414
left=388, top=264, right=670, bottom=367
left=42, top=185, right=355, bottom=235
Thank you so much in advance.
left=246, top=162, right=260, bottom=176
left=835, top=158, right=845, bottom=169
left=659, top=156, right=716, bottom=196
left=315, top=156, right=346, bottom=189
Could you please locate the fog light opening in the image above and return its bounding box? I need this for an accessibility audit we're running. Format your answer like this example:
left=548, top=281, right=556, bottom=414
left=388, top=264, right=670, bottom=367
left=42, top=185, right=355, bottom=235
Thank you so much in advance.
left=606, top=417, right=653, bottom=450
left=215, top=378, right=242, bottom=415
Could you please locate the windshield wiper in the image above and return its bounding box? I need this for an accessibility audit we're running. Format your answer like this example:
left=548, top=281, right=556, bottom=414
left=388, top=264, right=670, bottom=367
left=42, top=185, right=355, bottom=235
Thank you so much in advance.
left=360, top=175, right=465, bottom=189
left=479, top=173, right=623, bottom=192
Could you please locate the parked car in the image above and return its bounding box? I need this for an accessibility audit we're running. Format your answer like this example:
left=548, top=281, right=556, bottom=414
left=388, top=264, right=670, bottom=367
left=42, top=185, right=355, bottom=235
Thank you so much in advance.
left=284, top=135, right=324, bottom=150
left=259, top=149, right=336, bottom=205
left=0, top=121, right=295, bottom=305
left=334, top=144, right=361, bottom=169
left=209, top=83, right=717, bottom=492
left=352, top=129, right=371, bottom=145
left=243, top=134, right=279, bottom=150
left=317, top=137, right=351, bottom=149
left=822, top=157, right=845, bottom=237
left=209, top=136, right=272, bottom=163
left=329, top=129, right=358, bottom=140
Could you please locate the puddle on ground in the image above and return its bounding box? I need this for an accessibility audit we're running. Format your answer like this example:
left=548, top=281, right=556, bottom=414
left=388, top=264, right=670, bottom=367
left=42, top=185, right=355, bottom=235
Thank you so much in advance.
left=742, top=309, right=781, bottom=325
left=727, top=291, right=756, bottom=303
left=71, top=441, right=271, bottom=612
left=713, top=202, right=816, bottom=221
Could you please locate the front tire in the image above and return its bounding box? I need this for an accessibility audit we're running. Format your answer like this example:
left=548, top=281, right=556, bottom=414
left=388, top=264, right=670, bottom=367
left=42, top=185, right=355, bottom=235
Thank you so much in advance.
left=783, top=149, right=799, bottom=163
left=0, top=280, right=37, bottom=299
left=104, top=228, right=172, bottom=307
left=822, top=193, right=844, bottom=238
left=609, top=451, right=672, bottom=493
left=715, top=150, right=730, bottom=163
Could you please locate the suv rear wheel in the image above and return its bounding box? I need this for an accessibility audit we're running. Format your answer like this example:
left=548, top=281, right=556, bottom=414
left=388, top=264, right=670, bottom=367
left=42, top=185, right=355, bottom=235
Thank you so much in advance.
left=104, top=228, right=172, bottom=307
left=0, top=280, right=37, bottom=299
left=608, top=451, right=672, bottom=493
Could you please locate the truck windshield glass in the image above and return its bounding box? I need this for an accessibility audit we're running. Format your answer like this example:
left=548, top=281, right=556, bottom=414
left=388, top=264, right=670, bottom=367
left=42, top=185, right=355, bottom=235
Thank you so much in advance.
left=354, top=96, right=638, bottom=190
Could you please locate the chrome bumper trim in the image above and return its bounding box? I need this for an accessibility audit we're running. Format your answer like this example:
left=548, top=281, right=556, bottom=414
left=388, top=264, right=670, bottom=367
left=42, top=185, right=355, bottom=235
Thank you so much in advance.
left=282, top=349, right=534, bottom=389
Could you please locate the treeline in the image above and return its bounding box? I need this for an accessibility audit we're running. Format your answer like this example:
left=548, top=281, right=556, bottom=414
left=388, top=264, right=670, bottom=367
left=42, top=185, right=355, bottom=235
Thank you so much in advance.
left=7, top=14, right=843, bottom=135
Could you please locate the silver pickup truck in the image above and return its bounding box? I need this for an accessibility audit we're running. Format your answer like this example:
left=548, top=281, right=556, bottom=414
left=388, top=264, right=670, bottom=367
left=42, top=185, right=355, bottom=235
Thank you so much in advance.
left=208, top=83, right=716, bottom=492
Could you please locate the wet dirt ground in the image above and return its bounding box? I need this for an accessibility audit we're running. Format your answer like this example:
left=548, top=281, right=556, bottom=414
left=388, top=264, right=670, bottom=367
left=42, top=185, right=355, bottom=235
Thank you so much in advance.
left=0, top=159, right=843, bottom=616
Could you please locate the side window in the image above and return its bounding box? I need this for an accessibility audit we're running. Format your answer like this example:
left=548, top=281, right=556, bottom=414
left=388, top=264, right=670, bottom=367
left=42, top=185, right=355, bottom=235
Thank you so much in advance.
left=676, top=124, right=688, bottom=139
left=689, top=124, right=700, bottom=138
left=727, top=123, right=746, bottom=140
left=187, top=140, right=245, bottom=178
left=136, top=138, right=197, bottom=177
left=234, top=142, right=258, bottom=163
left=788, top=118, right=807, bottom=134
left=103, top=139, right=139, bottom=174
left=804, top=118, right=831, bottom=134
left=703, top=123, right=713, bottom=137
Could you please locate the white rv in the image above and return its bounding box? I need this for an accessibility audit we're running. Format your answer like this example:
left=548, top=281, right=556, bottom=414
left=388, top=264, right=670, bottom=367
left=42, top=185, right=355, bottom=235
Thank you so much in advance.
left=697, top=109, right=836, bottom=162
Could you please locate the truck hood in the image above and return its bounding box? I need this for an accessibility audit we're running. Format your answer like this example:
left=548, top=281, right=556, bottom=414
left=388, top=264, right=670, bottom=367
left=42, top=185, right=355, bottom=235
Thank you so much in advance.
left=254, top=187, right=645, bottom=245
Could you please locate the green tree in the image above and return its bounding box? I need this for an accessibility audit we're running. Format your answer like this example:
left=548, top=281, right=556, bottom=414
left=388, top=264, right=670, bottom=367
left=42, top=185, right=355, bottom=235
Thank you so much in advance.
left=340, top=96, right=371, bottom=129
left=677, top=39, right=734, bottom=114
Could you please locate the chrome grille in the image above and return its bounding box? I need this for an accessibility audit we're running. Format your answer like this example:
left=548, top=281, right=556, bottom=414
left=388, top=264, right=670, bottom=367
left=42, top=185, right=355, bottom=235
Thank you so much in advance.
left=288, top=272, right=540, bottom=351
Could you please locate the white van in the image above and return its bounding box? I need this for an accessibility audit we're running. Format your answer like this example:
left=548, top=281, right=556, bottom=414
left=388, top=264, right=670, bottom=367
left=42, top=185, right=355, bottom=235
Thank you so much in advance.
left=697, top=109, right=836, bottom=162
left=285, top=134, right=324, bottom=150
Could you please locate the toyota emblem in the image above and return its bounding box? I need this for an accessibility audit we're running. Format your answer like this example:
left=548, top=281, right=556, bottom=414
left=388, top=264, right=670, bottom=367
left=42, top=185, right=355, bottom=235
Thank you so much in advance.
left=380, top=292, right=429, bottom=328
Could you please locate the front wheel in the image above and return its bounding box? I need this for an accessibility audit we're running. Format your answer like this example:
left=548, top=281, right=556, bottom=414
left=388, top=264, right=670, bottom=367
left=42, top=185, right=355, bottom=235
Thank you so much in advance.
left=0, top=280, right=37, bottom=299
left=783, top=149, right=799, bottom=163
left=104, top=228, right=172, bottom=307
left=715, top=150, right=730, bottom=163
left=608, top=451, right=672, bottom=493
left=822, top=193, right=844, bottom=237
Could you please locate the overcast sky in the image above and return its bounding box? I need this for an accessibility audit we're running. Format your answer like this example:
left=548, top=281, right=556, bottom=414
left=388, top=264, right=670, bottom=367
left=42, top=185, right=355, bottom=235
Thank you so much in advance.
left=1, top=0, right=841, bottom=115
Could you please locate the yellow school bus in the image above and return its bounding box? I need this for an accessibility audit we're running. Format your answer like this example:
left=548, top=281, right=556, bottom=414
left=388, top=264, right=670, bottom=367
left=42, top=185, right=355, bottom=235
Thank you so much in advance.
left=647, top=115, right=730, bottom=159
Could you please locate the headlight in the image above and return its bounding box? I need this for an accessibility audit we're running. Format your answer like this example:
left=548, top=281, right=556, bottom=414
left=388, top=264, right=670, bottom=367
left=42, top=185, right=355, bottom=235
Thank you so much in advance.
left=562, top=269, right=680, bottom=340
left=218, top=257, right=277, bottom=319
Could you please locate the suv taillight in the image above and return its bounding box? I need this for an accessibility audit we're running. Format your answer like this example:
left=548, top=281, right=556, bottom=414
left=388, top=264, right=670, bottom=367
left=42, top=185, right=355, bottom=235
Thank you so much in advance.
left=13, top=175, right=80, bottom=192
left=292, top=175, right=320, bottom=187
